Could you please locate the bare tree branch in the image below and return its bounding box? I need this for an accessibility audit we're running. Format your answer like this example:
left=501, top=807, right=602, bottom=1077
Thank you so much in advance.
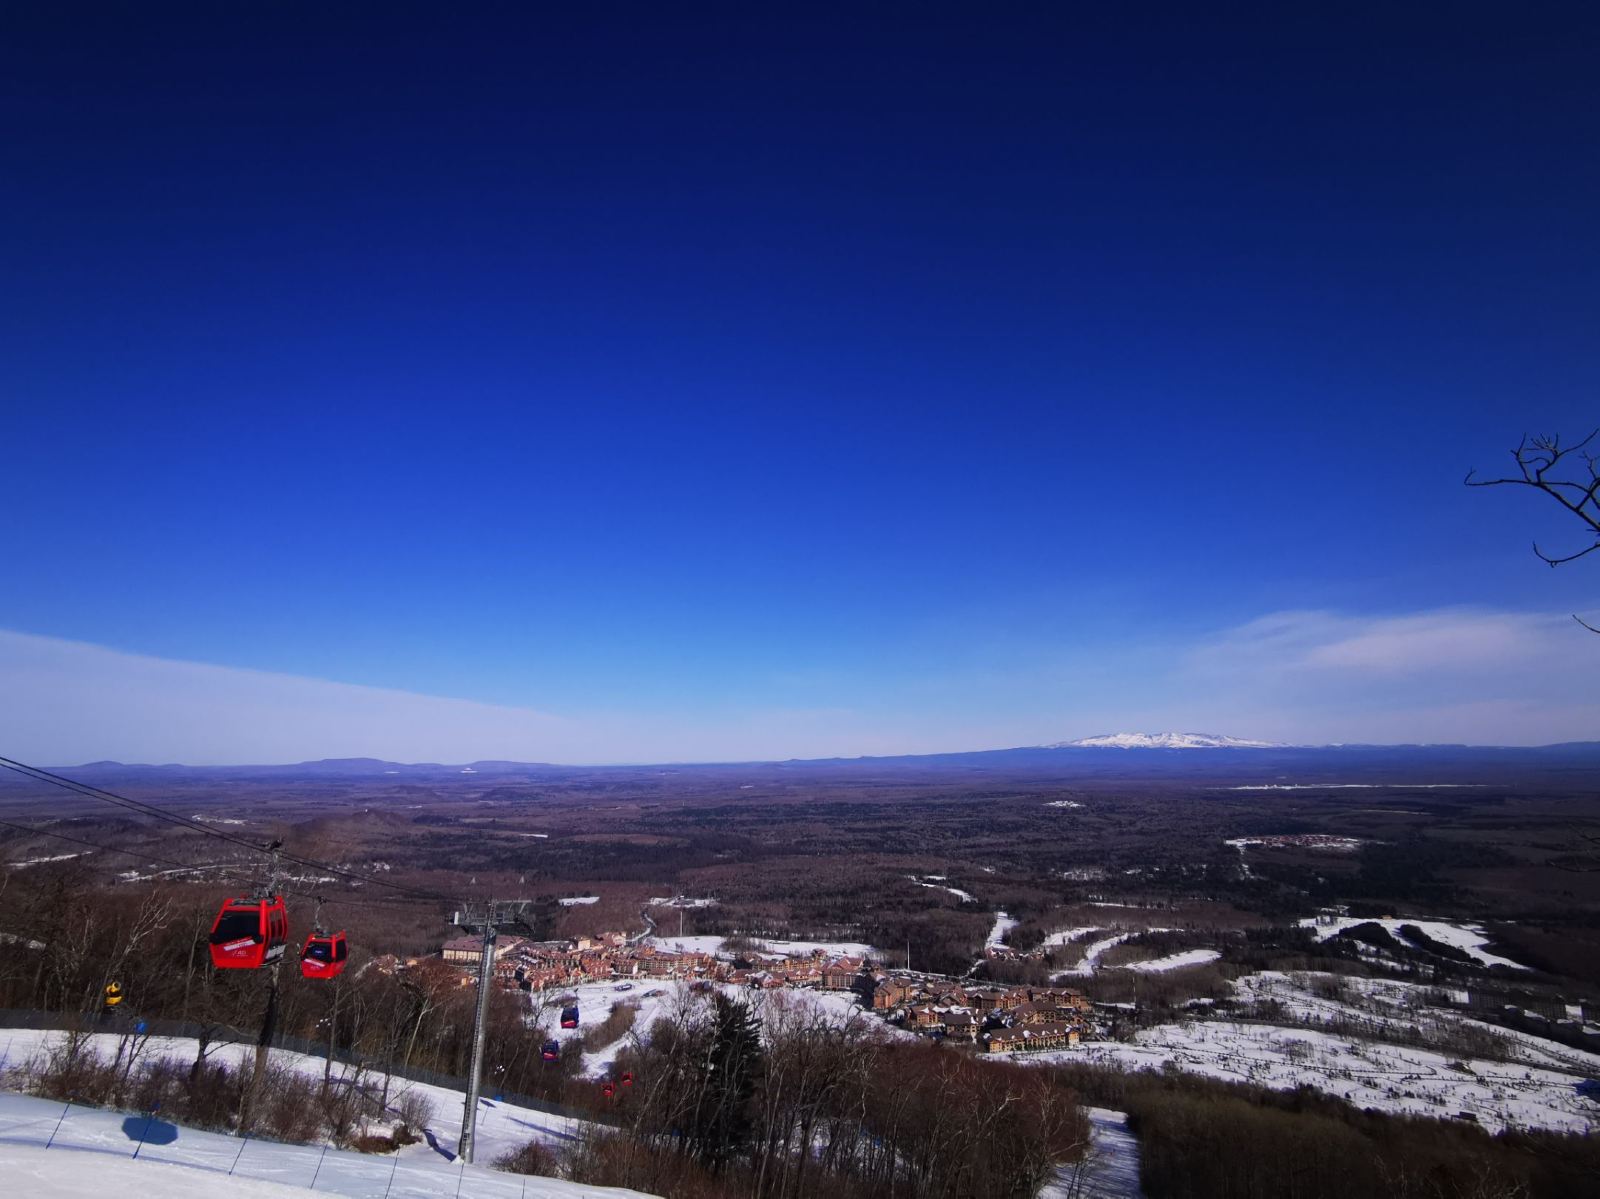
left=1469, top=429, right=1600, bottom=633
left=1534, top=540, right=1600, bottom=567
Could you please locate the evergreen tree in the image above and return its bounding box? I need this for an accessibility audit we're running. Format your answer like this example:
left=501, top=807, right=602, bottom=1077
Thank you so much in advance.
left=689, top=992, right=763, bottom=1172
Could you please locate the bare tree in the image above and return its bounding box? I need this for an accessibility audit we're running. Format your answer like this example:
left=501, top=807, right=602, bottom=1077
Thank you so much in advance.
left=1467, top=430, right=1600, bottom=631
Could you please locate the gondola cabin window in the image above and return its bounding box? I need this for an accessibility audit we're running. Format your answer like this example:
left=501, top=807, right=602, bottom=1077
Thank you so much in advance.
left=300, top=931, right=349, bottom=979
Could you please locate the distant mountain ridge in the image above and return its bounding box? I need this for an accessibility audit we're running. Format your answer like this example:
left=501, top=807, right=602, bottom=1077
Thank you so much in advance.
left=1049, top=732, right=1281, bottom=749
left=21, top=740, right=1600, bottom=784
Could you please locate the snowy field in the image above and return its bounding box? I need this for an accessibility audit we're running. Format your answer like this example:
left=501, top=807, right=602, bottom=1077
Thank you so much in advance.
left=2, top=1140, right=318, bottom=1199
left=639, top=934, right=727, bottom=955
left=0, top=1031, right=655, bottom=1197
left=1299, top=916, right=1528, bottom=969
left=1064, top=1022, right=1596, bottom=1134
left=1043, top=927, right=1100, bottom=949
left=642, top=934, right=876, bottom=958
left=754, top=936, right=876, bottom=958
left=1231, top=972, right=1600, bottom=1077
left=1030, top=971, right=1600, bottom=1135
left=1122, top=949, right=1220, bottom=973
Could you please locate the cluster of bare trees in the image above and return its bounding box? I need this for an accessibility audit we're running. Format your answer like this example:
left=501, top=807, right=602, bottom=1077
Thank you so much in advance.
left=523, top=988, right=1090, bottom=1199
left=18, top=1023, right=434, bottom=1151
left=0, top=867, right=579, bottom=1104
left=1, top=867, right=1093, bottom=1197
left=1048, top=1059, right=1600, bottom=1199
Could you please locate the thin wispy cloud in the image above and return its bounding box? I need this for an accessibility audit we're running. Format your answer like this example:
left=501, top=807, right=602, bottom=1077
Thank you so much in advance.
left=1, top=606, right=1596, bottom=765
left=1173, top=607, right=1600, bottom=744
left=0, top=629, right=925, bottom=765
left=1190, top=608, right=1581, bottom=676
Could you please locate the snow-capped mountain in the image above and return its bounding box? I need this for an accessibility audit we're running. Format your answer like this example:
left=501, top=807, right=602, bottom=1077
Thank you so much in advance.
left=1048, top=732, right=1280, bottom=749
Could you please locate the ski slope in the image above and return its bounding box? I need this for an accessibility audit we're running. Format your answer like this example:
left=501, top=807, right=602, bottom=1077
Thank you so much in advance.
left=1122, top=949, right=1220, bottom=973
left=1299, top=916, right=1528, bottom=969
left=0, top=1091, right=654, bottom=1198
left=1053, top=933, right=1168, bottom=977
left=0, top=1029, right=656, bottom=1198
left=985, top=912, right=1019, bottom=950
left=2, top=1142, right=317, bottom=1199
left=1038, top=1107, right=1144, bottom=1198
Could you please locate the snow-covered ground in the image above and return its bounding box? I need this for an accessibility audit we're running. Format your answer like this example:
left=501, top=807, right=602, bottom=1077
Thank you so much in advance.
left=1122, top=949, right=1220, bottom=973
left=646, top=896, right=716, bottom=909
left=1, top=1141, right=317, bottom=1199
left=1223, top=783, right=1483, bottom=791
left=528, top=978, right=889, bottom=1076
left=0, top=1091, right=653, bottom=1198
left=1038, top=1107, right=1144, bottom=1199
left=556, top=896, right=598, bottom=906
left=1225, top=836, right=1362, bottom=852
left=1027, top=971, right=1600, bottom=1136
left=117, top=864, right=238, bottom=884
left=756, top=937, right=876, bottom=958
left=1052, top=935, right=1130, bottom=977
left=1053, top=931, right=1174, bottom=978
left=910, top=877, right=977, bottom=903
left=641, top=934, right=727, bottom=955
left=1043, top=927, right=1100, bottom=949
left=0, top=1032, right=656, bottom=1198
left=10, top=853, right=87, bottom=868
left=986, top=912, right=1019, bottom=950
left=643, top=934, right=876, bottom=958
left=1299, top=916, right=1528, bottom=969
left=1231, top=972, right=1600, bottom=1078
left=1064, top=1022, right=1595, bottom=1134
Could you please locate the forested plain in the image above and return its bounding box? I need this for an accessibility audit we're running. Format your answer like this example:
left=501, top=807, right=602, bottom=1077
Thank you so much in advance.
left=2, top=751, right=1598, bottom=1197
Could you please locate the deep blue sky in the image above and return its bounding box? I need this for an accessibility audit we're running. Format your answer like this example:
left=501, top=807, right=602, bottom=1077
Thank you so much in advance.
left=3, top=5, right=1598, bottom=761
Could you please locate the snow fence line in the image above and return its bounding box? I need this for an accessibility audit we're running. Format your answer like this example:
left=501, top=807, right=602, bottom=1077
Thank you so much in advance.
left=0, top=1008, right=621, bottom=1131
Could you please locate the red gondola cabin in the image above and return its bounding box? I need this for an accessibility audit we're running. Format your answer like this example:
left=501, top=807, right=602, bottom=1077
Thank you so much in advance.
left=541, top=1040, right=561, bottom=1062
left=560, top=1005, right=579, bottom=1029
left=300, top=931, right=349, bottom=980
left=209, top=895, right=288, bottom=970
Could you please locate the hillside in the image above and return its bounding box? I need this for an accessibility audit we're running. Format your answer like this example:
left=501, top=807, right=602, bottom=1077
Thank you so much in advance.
left=0, top=1030, right=656, bottom=1199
